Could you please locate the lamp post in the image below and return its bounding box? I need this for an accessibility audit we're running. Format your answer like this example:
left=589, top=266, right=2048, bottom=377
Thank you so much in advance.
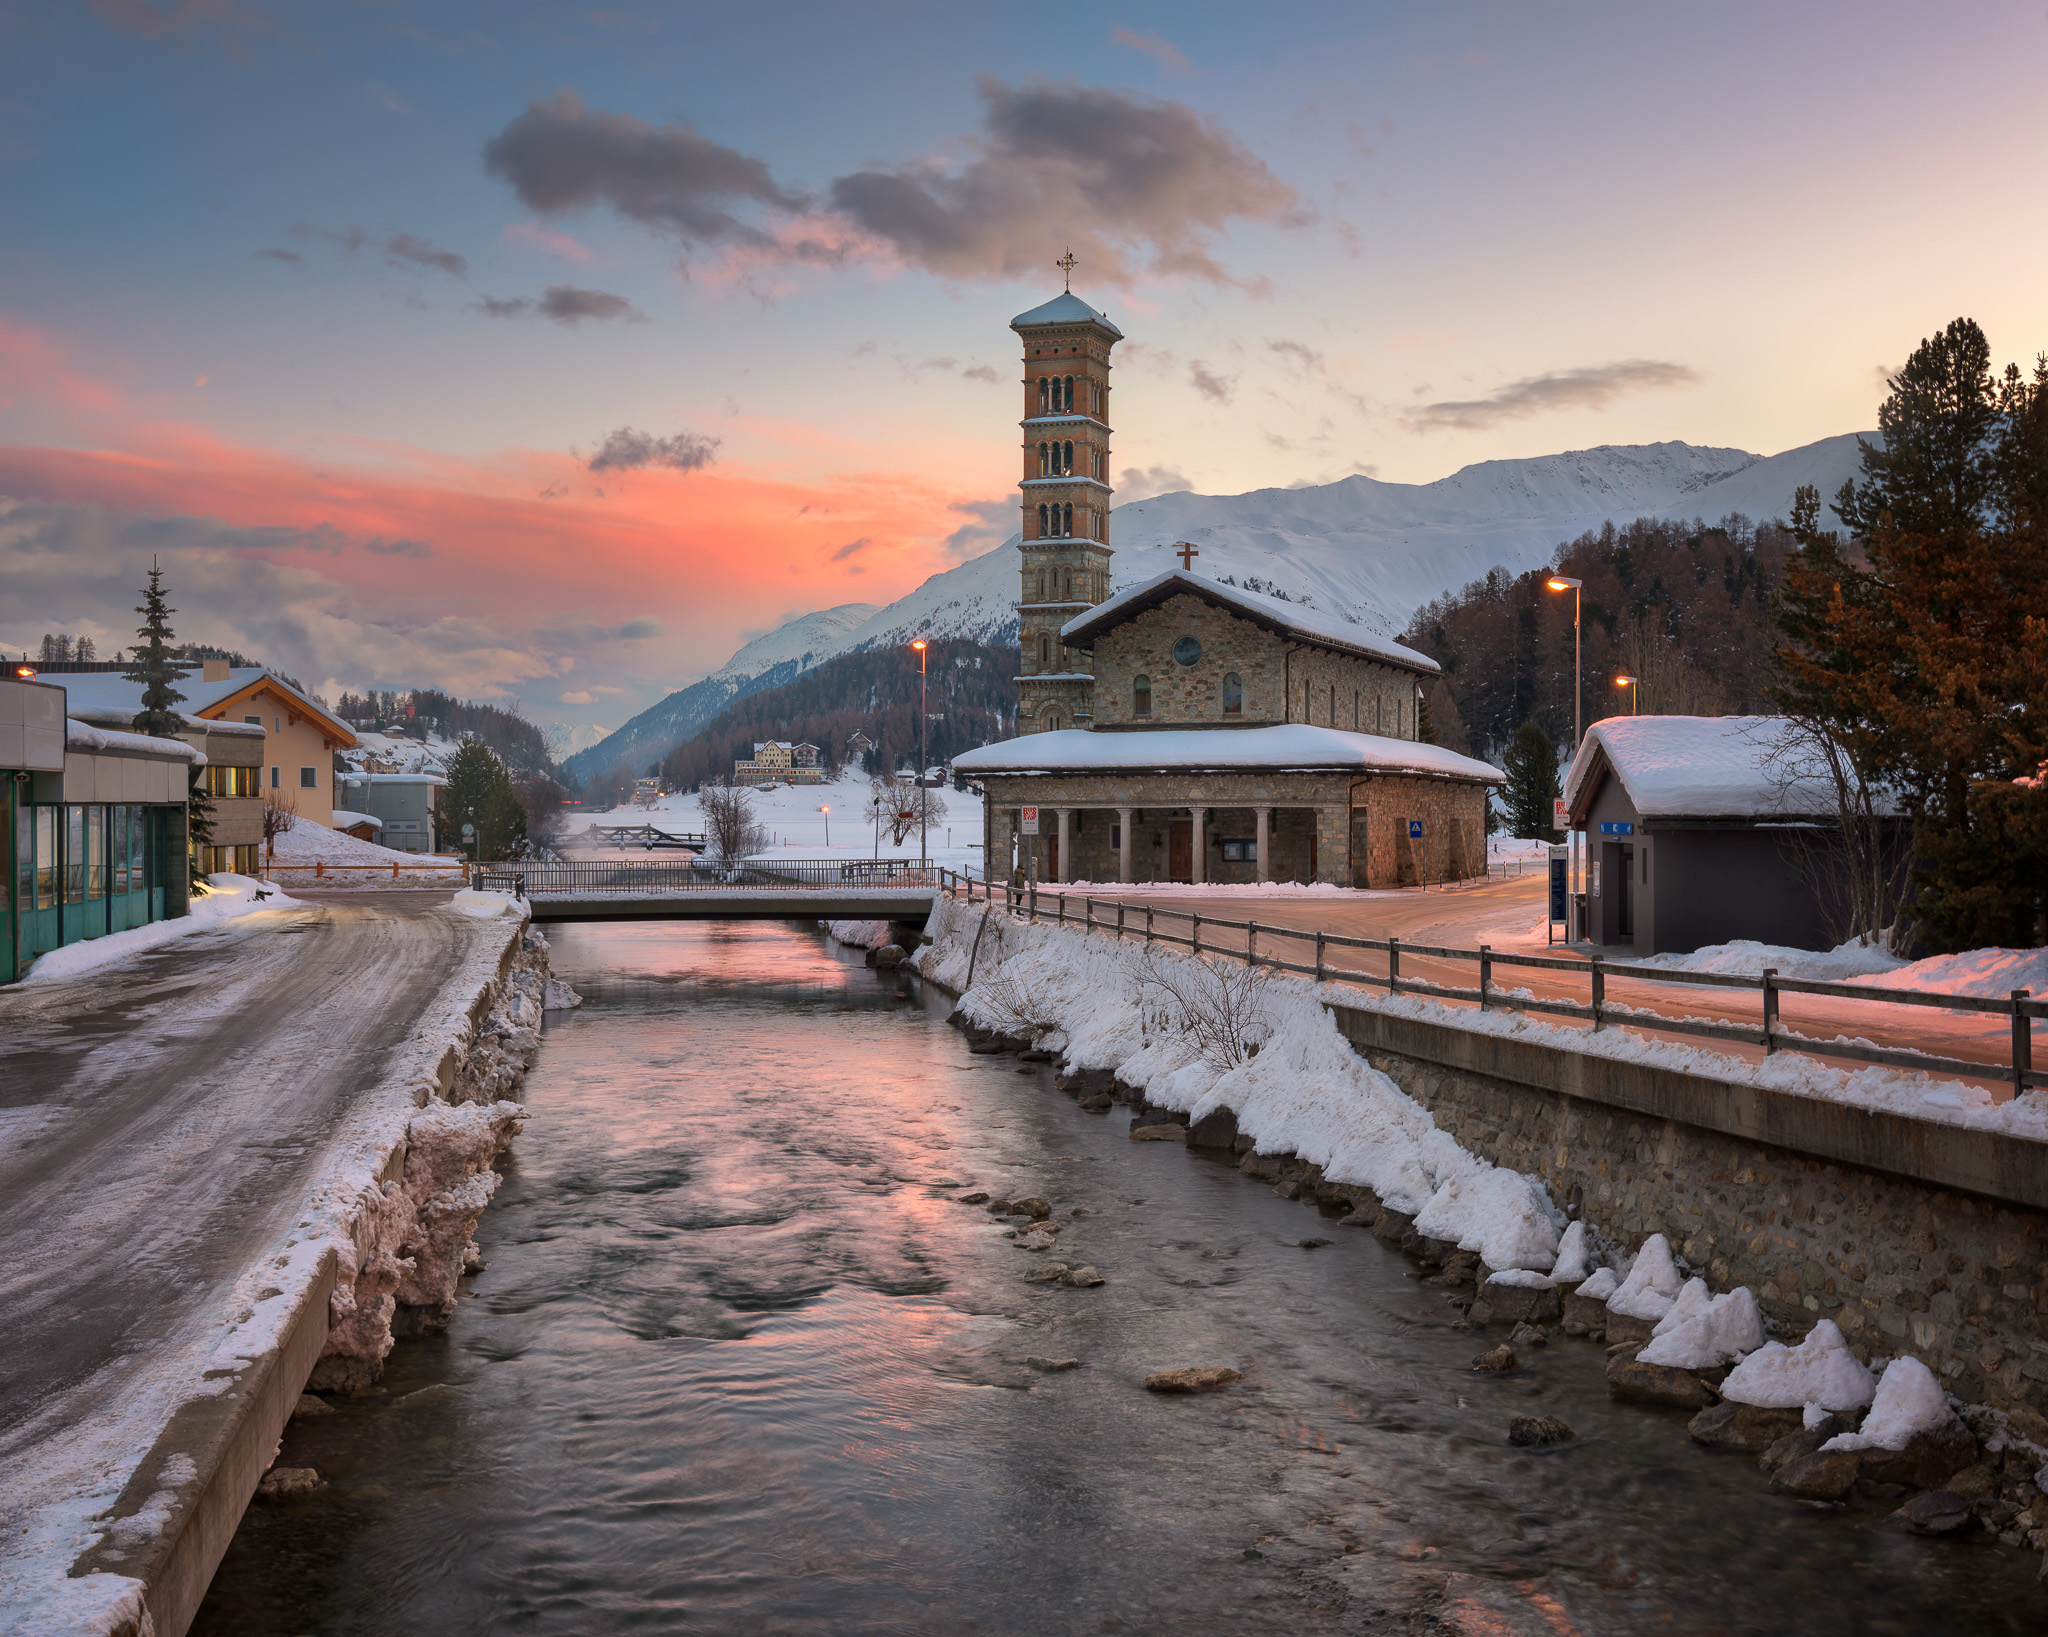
left=819, top=804, right=830, bottom=848
left=1615, top=674, right=1639, bottom=715
left=1546, top=575, right=1584, bottom=940
left=911, top=639, right=929, bottom=872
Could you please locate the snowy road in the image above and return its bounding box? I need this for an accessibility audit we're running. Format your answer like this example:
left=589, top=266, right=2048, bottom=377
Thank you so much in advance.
left=0, top=896, right=480, bottom=1542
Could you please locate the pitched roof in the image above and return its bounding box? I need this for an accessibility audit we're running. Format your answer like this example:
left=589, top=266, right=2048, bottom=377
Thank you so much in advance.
left=1010, top=290, right=1124, bottom=338
left=1059, top=569, right=1440, bottom=676
left=55, top=667, right=356, bottom=746
left=953, top=723, right=1501, bottom=781
left=1563, top=714, right=1871, bottom=821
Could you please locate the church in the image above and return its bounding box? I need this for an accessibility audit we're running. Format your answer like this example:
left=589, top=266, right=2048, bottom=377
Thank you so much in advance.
left=953, top=279, right=1503, bottom=888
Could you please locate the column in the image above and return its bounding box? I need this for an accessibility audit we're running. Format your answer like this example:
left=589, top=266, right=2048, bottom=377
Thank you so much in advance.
left=1191, top=806, right=1207, bottom=885
left=1117, top=806, right=1134, bottom=884
left=1255, top=807, right=1271, bottom=885
left=1056, top=807, right=1072, bottom=884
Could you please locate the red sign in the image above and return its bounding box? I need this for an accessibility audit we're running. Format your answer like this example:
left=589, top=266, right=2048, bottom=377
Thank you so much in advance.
left=1020, top=805, right=1040, bottom=836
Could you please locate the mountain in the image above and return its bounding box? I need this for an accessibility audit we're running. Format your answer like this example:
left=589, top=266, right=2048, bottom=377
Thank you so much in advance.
left=569, top=434, right=1872, bottom=784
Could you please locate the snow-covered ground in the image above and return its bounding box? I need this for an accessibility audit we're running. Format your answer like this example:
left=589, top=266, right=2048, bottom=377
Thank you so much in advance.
left=267, top=815, right=464, bottom=872
left=567, top=768, right=985, bottom=876
left=20, top=876, right=304, bottom=984
left=1632, top=935, right=2048, bottom=1001
left=341, top=730, right=460, bottom=777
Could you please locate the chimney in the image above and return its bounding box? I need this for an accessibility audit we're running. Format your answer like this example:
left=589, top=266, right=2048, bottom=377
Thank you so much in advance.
left=202, top=657, right=230, bottom=683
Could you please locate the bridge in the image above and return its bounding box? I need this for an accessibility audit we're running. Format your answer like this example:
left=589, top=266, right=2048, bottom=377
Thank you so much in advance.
left=571, top=823, right=708, bottom=852
left=474, top=858, right=943, bottom=924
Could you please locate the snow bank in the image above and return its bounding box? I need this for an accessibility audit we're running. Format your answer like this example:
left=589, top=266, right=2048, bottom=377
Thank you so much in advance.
left=1719, top=1320, right=1877, bottom=1411
left=917, top=895, right=1562, bottom=1270
left=1575, top=1266, right=1620, bottom=1302
left=1822, top=1356, right=1956, bottom=1452
left=449, top=887, right=531, bottom=920
left=1638, top=1282, right=1766, bottom=1369
left=1606, top=1233, right=1683, bottom=1320
left=267, top=814, right=463, bottom=870
left=826, top=919, right=895, bottom=949
left=1552, top=1220, right=1594, bottom=1283
left=1630, top=936, right=1906, bottom=983
left=21, top=874, right=303, bottom=984
left=1852, top=945, right=2048, bottom=1003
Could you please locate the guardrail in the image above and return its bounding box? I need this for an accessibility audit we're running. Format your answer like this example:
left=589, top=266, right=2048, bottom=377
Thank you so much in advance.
left=472, top=858, right=942, bottom=894
left=935, top=870, right=2042, bottom=1094
left=264, top=859, right=469, bottom=881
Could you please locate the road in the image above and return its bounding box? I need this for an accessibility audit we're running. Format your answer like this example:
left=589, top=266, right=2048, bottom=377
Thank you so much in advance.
left=0, top=894, right=479, bottom=1541
left=1013, top=874, right=2026, bottom=1098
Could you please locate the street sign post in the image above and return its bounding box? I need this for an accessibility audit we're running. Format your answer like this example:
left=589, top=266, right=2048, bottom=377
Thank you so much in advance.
left=1548, top=844, right=1569, bottom=946
left=1020, top=806, right=1039, bottom=836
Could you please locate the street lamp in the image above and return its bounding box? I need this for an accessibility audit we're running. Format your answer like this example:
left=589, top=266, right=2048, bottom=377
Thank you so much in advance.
left=910, top=639, right=929, bottom=872
left=819, top=803, right=830, bottom=848
left=1615, top=674, right=1639, bottom=714
left=1546, top=575, right=1584, bottom=940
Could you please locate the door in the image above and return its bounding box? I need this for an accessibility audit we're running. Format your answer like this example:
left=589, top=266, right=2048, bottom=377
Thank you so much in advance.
left=1617, top=844, right=1635, bottom=939
left=1048, top=833, right=1059, bottom=881
left=1168, top=820, right=1192, bottom=882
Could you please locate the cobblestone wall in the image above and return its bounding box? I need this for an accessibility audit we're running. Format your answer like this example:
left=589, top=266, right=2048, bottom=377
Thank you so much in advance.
left=1356, top=1043, right=2048, bottom=1416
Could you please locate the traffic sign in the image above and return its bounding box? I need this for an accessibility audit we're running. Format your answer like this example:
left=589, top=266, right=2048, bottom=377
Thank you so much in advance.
left=1020, top=805, right=1039, bottom=836
left=1599, top=820, right=1635, bottom=835
left=1407, top=819, right=1424, bottom=839
left=1553, top=798, right=1569, bottom=829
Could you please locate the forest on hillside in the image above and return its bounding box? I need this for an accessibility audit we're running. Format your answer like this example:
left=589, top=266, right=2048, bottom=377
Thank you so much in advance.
left=585, top=639, right=1018, bottom=801
left=1404, top=513, right=1796, bottom=760
left=336, top=687, right=558, bottom=774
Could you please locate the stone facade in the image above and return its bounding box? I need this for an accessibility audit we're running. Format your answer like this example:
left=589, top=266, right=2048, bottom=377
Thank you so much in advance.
left=1343, top=1025, right=2048, bottom=1416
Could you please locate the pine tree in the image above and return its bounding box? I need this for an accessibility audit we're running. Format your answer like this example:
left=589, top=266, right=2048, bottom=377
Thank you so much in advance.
left=443, top=737, right=527, bottom=860
left=187, top=771, right=217, bottom=892
left=125, top=559, right=187, bottom=736
left=1501, top=720, right=1562, bottom=840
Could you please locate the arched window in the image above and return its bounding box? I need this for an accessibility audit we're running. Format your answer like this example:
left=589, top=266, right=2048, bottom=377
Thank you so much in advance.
left=1062, top=375, right=1073, bottom=411
left=1038, top=378, right=1049, bottom=413
left=1062, top=502, right=1073, bottom=536
left=1044, top=706, right=1062, bottom=732
left=1222, top=672, right=1242, bottom=715
left=1036, top=568, right=1046, bottom=601
left=1063, top=440, right=1073, bottom=473
left=1039, top=633, right=1051, bottom=666
left=1037, top=503, right=1049, bottom=537
left=1329, top=685, right=1336, bottom=723
left=1037, top=442, right=1048, bottom=476
left=1133, top=674, right=1152, bottom=716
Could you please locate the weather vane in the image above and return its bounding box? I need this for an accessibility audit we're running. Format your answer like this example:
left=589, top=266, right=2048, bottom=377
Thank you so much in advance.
left=1056, top=247, right=1077, bottom=291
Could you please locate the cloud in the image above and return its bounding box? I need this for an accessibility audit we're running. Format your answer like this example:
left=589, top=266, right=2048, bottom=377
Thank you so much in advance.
left=617, top=618, right=661, bottom=639
left=1406, top=359, right=1700, bottom=432
left=1188, top=360, right=1234, bottom=403
left=1115, top=464, right=1192, bottom=501
left=1109, top=27, right=1190, bottom=73
left=585, top=426, right=720, bottom=474
left=482, top=89, right=805, bottom=251
left=831, top=536, right=870, bottom=561
left=383, top=232, right=467, bottom=278
left=961, top=364, right=1001, bottom=384
left=559, top=689, right=596, bottom=704
left=503, top=221, right=593, bottom=264
left=1267, top=338, right=1323, bottom=373
left=938, top=497, right=1015, bottom=561
left=362, top=535, right=433, bottom=557
left=475, top=284, right=645, bottom=326
left=257, top=248, right=305, bottom=266
left=90, top=0, right=251, bottom=39
left=826, top=78, right=1300, bottom=289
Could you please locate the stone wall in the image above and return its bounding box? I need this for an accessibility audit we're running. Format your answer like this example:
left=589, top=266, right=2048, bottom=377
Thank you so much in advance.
left=1334, top=1007, right=2048, bottom=1417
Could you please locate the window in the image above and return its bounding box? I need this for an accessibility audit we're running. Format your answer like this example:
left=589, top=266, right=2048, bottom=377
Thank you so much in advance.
left=1038, top=442, right=1049, bottom=476
left=1329, top=685, right=1336, bottom=723
left=113, top=805, right=128, bottom=894
left=299, top=766, right=318, bottom=789
left=1173, top=635, right=1201, bottom=667
left=1222, top=672, right=1242, bottom=715
left=1133, top=674, right=1152, bottom=716
left=1111, top=822, right=1121, bottom=849
left=244, top=714, right=261, bottom=726
left=270, top=765, right=280, bottom=788
left=1044, top=707, right=1062, bottom=732
left=1353, top=691, right=1359, bottom=730
left=1038, top=378, right=1049, bottom=413
left=1039, top=633, right=1051, bottom=666
left=1062, top=440, right=1073, bottom=473
left=65, top=805, right=84, bottom=903
left=274, top=716, right=282, bottom=733
left=1064, top=375, right=1074, bottom=411
left=1061, top=502, right=1072, bottom=536
left=1220, top=839, right=1257, bottom=863
left=1037, top=503, right=1049, bottom=537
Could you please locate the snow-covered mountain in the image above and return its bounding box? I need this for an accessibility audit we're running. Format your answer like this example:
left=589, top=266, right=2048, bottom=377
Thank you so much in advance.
left=568, top=433, right=1871, bottom=782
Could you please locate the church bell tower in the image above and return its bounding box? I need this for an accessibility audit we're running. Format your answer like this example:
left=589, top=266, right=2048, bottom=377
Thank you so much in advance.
left=1010, top=257, right=1122, bottom=734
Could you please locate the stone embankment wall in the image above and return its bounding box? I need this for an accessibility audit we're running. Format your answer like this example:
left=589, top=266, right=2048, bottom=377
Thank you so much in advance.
left=1334, top=1008, right=2048, bottom=1419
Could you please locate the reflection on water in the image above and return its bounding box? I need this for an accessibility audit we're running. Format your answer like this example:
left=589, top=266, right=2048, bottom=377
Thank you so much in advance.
left=194, top=920, right=2048, bottom=1635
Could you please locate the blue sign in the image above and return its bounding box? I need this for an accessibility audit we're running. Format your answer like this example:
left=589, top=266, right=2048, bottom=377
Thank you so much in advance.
left=1599, top=820, right=1635, bottom=835
left=1407, top=820, right=1424, bottom=838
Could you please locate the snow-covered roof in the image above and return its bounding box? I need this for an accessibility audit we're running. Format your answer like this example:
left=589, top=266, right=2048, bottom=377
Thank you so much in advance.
left=65, top=718, right=205, bottom=764
left=66, top=703, right=263, bottom=738
left=1564, top=715, right=1859, bottom=821
left=1060, top=569, right=1440, bottom=676
left=342, top=771, right=445, bottom=786
left=332, top=809, right=384, bottom=829
left=953, top=724, right=1501, bottom=782
left=56, top=667, right=355, bottom=745
left=1010, top=290, right=1123, bottom=338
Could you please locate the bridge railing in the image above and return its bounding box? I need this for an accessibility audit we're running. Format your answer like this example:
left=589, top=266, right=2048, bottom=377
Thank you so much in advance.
left=473, top=857, right=942, bottom=895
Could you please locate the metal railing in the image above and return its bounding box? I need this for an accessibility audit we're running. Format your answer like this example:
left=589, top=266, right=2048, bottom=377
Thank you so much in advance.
left=573, top=824, right=709, bottom=851
left=473, top=857, right=942, bottom=895
left=935, top=870, right=2042, bottom=1094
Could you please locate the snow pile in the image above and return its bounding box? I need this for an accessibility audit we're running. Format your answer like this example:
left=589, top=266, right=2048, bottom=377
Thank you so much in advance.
left=1851, top=945, right=2048, bottom=1003
left=1638, top=1281, right=1766, bottom=1369
left=1605, top=1233, right=1684, bottom=1320
left=268, top=814, right=462, bottom=870
left=1719, top=1320, right=1877, bottom=1411
left=918, top=894, right=1564, bottom=1270
left=21, top=874, right=303, bottom=984
left=450, top=887, right=531, bottom=920
left=826, top=919, right=895, bottom=949
left=1575, top=1265, right=1621, bottom=1302
left=1630, top=936, right=1906, bottom=983
left=1822, top=1357, right=1957, bottom=1452
left=1551, top=1220, right=1595, bottom=1283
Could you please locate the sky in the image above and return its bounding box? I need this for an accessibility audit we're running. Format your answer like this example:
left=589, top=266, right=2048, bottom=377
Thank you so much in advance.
left=2, top=0, right=2045, bottom=739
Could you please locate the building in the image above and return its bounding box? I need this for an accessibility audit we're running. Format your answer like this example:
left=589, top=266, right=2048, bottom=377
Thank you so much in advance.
left=2, top=674, right=200, bottom=984
left=338, top=772, right=444, bottom=853
left=951, top=284, right=1502, bottom=885
left=49, top=659, right=358, bottom=825
left=66, top=705, right=264, bottom=877
left=734, top=741, right=823, bottom=785
left=1562, top=714, right=1902, bottom=955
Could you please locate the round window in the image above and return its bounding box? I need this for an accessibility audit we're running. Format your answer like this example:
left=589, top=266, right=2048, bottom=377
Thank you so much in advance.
left=1172, top=635, right=1202, bottom=668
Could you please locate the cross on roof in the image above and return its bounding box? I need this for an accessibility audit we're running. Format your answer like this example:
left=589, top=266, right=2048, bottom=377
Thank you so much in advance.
left=1056, top=247, right=1077, bottom=291
left=1176, top=542, right=1199, bottom=571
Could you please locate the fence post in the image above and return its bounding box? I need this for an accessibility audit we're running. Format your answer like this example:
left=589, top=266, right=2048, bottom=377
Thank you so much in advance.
left=1388, top=936, right=1400, bottom=996
left=315, top=860, right=325, bottom=879
left=1590, top=959, right=1605, bottom=1031
left=1479, top=944, right=1492, bottom=1012
left=1314, top=930, right=1326, bottom=983
left=1247, top=921, right=1257, bottom=969
left=1761, top=967, right=1778, bottom=1054
left=2015, top=990, right=2032, bottom=1091
left=1057, top=893, right=1065, bottom=925
left=1117, top=902, right=1125, bottom=941
left=1191, top=911, right=1201, bottom=955
left=1146, top=905, right=1154, bottom=945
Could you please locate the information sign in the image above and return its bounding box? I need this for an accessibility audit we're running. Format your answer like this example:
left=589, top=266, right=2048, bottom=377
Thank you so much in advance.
left=1020, top=805, right=1039, bottom=836
left=1548, top=845, right=1569, bottom=925
left=1599, top=820, right=1635, bottom=835
left=1553, top=798, right=1570, bottom=830
left=1407, top=819, right=1424, bottom=839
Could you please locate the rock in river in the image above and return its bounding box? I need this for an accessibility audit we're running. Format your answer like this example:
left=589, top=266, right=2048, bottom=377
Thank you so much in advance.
left=1688, top=1400, right=1805, bottom=1452
left=1010, top=1196, right=1052, bottom=1220
left=957, top=1191, right=990, bottom=1205
left=1024, top=1356, right=1081, bottom=1372
left=1606, top=1352, right=1720, bottom=1411
left=291, top=1393, right=334, bottom=1420
left=1023, top=1263, right=1069, bottom=1284
left=1890, top=1490, right=1973, bottom=1535
left=256, top=1466, right=323, bottom=1500
left=1471, top=1346, right=1518, bottom=1374
left=1508, top=1416, right=1575, bottom=1448
left=1059, top=1266, right=1105, bottom=1287
left=1130, top=1123, right=1189, bottom=1142
left=1144, top=1366, right=1242, bottom=1394
left=1770, top=1448, right=1861, bottom=1500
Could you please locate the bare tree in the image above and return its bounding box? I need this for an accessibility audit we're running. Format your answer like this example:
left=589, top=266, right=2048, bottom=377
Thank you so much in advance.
left=261, top=788, right=299, bottom=871
left=699, top=779, right=770, bottom=863
left=1136, top=946, right=1275, bottom=1071
left=867, top=773, right=946, bottom=846
left=1614, top=615, right=1724, bottom=717
left=1760, top=718, right=1908, bottom=951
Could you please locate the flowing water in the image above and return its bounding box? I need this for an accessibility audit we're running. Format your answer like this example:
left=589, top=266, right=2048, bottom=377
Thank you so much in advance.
left=193, top=920, right=2048, bottom=1635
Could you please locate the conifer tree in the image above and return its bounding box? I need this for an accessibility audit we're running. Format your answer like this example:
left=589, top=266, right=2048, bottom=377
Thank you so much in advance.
left=1500, top=720, right=1562, bottom=840
left=125, top=559, right=187, bottom=736
left=443, top=737, right=527, bottom=860
left=186, top=771, right=217, bottom=891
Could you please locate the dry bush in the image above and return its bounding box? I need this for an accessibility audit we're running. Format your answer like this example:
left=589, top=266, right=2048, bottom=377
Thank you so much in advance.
left=1136, top=946, right=1275, bottom=1070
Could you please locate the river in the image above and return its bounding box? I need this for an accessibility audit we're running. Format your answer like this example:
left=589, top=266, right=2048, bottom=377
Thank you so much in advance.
left=191, top=919, right=2048, bottom=1635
